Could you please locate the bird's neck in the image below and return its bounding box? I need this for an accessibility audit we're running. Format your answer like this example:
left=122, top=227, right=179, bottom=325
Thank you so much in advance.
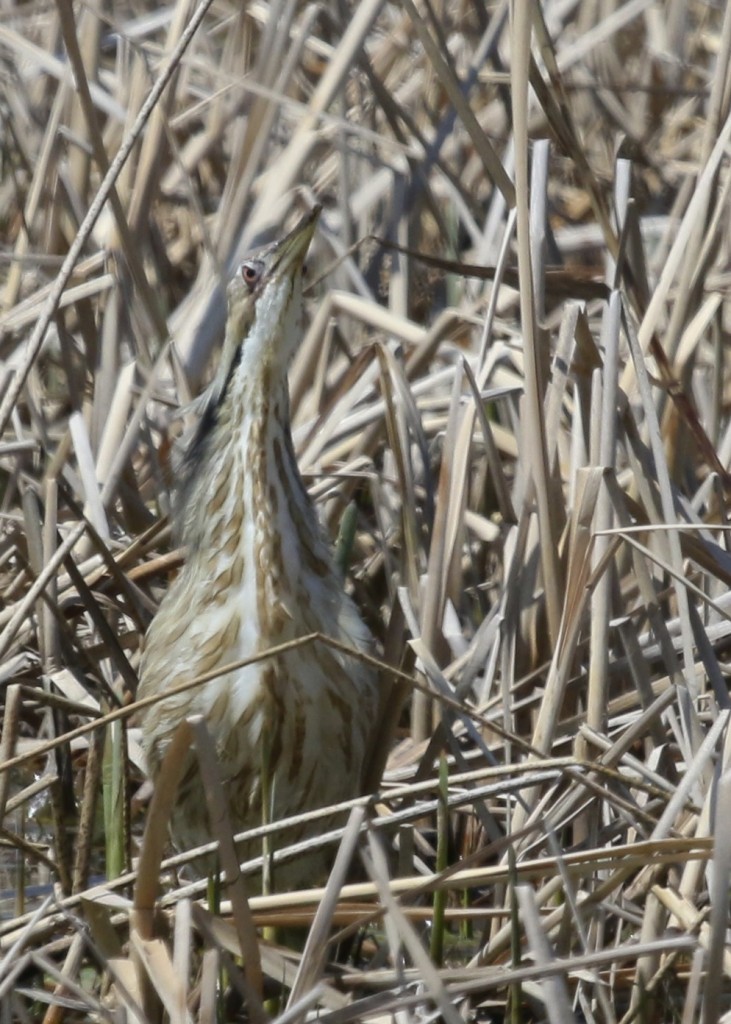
left=183, top=368, right=330, bottom=587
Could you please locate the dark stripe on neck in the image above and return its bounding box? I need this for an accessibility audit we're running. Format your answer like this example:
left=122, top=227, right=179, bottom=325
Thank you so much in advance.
left=177, top=341, right=246, bottom=533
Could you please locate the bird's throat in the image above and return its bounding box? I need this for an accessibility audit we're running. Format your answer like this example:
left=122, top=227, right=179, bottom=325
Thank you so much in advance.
left=183, top=372, right=331, bottom=641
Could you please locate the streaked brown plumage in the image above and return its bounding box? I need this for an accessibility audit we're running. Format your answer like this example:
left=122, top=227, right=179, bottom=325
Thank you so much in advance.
left=138, top=207, right=380, bottom=886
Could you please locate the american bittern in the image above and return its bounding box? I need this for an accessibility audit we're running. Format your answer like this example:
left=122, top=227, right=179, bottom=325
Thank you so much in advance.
left=138, top=206, right=380, bottom=886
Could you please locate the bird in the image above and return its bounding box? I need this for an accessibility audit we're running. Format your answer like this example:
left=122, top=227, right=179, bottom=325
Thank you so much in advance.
left=137, top=205, right=381, bottom=888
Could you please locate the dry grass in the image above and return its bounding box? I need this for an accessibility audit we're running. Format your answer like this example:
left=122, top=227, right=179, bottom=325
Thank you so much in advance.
left=1, top=0, right=731, bottom=1020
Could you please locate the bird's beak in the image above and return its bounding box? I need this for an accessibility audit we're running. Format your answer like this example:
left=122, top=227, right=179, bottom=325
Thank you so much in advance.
left=270, top=204, right=321, bottom=279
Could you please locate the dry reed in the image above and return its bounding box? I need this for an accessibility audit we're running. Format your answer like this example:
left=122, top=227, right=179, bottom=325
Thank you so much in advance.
left=1, top=0, right=731, bottom=1021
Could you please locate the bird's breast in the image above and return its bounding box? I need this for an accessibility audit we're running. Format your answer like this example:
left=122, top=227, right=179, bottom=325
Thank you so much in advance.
left=139, top=396, right=380, bottom=830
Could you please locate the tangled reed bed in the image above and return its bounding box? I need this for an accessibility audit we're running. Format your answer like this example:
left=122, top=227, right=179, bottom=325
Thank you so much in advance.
left=1, top=0, right=731, bottom=1020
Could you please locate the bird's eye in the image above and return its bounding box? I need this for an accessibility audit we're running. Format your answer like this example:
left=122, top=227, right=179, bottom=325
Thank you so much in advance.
left=240, top=260, right=264, bottom=290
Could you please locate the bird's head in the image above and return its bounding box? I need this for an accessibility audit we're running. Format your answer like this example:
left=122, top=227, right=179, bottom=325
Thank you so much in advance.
left=223, top=204, right=321, bottom=380
left=175, top=205, right=321, bottom=534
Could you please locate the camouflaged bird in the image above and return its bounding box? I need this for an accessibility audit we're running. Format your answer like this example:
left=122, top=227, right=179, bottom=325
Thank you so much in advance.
left=137, top=207, right=381, bottom=887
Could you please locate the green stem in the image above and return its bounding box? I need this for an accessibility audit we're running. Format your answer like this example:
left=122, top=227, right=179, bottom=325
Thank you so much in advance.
left=429, top=753, right=449, bottom=966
